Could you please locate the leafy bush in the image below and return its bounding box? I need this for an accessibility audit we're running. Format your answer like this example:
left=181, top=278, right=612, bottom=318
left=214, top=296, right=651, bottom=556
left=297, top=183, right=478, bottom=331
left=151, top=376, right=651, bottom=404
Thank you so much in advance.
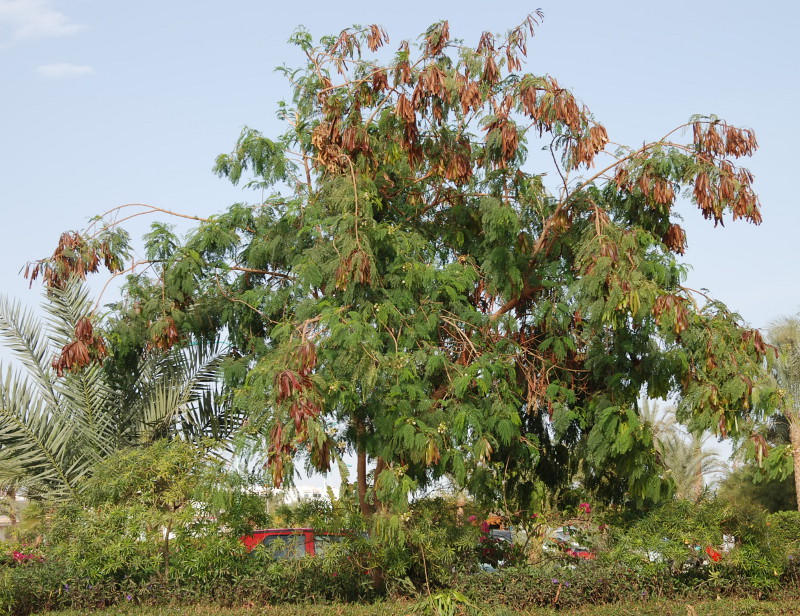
left=605, top=499, right=727, bottom=575
left=367, top=497, right=485, bottom=596
left=0, top=558, right=65, bottom=615
left=766, top=510, right=800, bottom=560
left=5, top=490, right=800, bottom=614
left=21, top=598, right=800, bottom=616
left=455, top=564, right=666, bottom=610
left=235, top=540, right=377, bottom=604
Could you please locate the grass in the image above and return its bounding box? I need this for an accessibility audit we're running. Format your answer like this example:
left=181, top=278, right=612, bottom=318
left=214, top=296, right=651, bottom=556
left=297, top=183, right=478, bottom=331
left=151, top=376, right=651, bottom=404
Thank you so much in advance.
left=30, top=596, right=800, bottom=616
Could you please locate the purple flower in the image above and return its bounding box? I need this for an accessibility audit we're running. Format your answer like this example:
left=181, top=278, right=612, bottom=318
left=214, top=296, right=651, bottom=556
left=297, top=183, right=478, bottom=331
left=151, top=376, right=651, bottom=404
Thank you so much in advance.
left=552, top=578, right=559, bottom=584
left=126, top=594, right=133, bottom=601
left=564, top=581, right=570, bottom=588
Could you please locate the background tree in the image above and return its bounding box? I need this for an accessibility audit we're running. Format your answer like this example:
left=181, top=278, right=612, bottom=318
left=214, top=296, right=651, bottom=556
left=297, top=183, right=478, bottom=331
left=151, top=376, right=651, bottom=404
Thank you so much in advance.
left=718, top=462, right=797, bottom=513
left=29, top=16, right=770, bottom=512
left=641, top=399, right=725, bottom=500
left=0, top=280, right=234, bottom=503
left=760, top=315, right=800, bottom=510
left=659, top=431, right=725, bottom=500
left=721, top=385, right=798, bottom=513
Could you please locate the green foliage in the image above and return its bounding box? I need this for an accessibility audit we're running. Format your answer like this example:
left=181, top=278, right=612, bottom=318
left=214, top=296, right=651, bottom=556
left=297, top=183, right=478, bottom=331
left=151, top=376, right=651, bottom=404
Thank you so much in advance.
left=412, top=589, right=479, bottom=616
left=607, top=499, right=728, bottom=573
left=236, top=544, right=377, bottom=605
left=718, top=464, right=797, bottom=513
left=456, top=565, right=667, bottom=610
left=765, top=510, right=800, bottom=561
left=757, top=315, right=800, bottom=505
left=45, top=441, right=267, bottom=585
left=455, top=564, right=800, bottom=611
left=369, top=498, right=483, bottom=595
left=604, top=497, right=800, bottom=594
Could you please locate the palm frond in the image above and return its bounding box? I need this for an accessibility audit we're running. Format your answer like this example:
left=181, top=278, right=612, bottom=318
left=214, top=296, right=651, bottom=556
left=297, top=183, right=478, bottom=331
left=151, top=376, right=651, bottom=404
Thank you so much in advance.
left=0, top=281, right=117, bottom=502
left=769, top=315, right=800, bottom=418
left=42, top=280, right=96, bottom=349
left=0, top=295, right=60, bottom=411
left=58, top=365, right=117, bottom=459
left=0, top=279, right=242, bottom=503
left=43, top=281, right=117, bottom=459
left=0, top=365, right=85, bottom=501
left=132, top=342, right=236, bottom=446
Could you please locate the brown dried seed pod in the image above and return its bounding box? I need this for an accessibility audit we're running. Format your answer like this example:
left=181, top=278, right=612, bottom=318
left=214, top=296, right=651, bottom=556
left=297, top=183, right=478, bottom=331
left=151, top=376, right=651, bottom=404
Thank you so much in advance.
left=425, top=21, right=449, bottom=56
left=500, top=121, right=519, bottom=162
left=520, top=84, right=537, bottom=117
left=366, top=24, right=388, bottom=52
left=652, top=179, right=675, bottom=206
left=663, top=224, right=687, bottom=255
left=74, top=317, right=94, bottom=342
left=482, top=55, right=499, bottom=85
left=372, top=70, right=388, bottom=93
left=613, top=166, right=630, bottom=189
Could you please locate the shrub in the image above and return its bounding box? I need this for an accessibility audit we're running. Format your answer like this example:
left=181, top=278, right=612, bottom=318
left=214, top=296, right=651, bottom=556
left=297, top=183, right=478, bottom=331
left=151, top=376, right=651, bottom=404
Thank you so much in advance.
left=368, top=497, right=485, bottom=596
left=5, top=493, right=800, bottom=614
left=766, top=510, right=800, bottom=560
left=235, top=541, right=377, bottom=604
left=455, top=564, right=666, bottom=610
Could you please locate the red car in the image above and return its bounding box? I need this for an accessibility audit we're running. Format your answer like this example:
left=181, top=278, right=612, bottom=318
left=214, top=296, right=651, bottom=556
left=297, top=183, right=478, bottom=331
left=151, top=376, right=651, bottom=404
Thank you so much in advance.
left=241, top=528, right=342, bottom=558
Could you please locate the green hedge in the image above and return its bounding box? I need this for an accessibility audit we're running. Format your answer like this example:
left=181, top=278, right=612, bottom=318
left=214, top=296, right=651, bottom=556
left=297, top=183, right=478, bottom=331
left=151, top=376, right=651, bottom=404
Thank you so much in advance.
left=6, top=498, right=800, bottom=614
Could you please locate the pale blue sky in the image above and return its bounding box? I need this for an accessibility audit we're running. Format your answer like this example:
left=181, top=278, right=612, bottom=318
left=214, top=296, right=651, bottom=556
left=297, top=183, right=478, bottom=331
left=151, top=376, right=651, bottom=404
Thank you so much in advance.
left=1, top=0, right=798, bottom=332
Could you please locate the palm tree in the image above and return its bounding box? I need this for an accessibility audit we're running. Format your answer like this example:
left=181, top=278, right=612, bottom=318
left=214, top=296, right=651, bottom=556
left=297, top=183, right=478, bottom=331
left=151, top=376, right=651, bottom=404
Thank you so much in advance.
left=659, top=430, right=726, bottom=500
left=767, top=315, right=800, bottom=511
left=640, top=399, right=725, bottom=500
left=0, top=280, right=236, bottom=503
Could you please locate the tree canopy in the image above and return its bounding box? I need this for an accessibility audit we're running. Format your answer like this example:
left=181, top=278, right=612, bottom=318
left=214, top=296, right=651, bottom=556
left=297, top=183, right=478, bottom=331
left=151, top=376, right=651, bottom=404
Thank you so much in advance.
left=29, top=16, right=771, bottom=512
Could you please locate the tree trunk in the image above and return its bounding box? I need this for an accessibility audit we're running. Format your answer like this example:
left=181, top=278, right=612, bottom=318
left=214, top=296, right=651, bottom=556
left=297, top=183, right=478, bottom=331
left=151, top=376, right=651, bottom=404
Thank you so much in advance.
left=693, top=441, right=704, bottom=501
left=369, top=456, right=388, bottom=591
left=373, top=457, right=387, bottom=513
left=357, top=444, right=371, bottom=517
left=6, top=490, right=16, bottom=526
left=789, top=420, right=800, bottom=512
left=355, top=418, right=374, bottom=516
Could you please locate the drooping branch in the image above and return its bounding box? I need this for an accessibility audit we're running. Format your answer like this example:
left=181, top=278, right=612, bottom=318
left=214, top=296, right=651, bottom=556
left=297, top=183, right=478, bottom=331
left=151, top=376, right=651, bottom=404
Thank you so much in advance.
left=86, top=203, right=210, bottom=239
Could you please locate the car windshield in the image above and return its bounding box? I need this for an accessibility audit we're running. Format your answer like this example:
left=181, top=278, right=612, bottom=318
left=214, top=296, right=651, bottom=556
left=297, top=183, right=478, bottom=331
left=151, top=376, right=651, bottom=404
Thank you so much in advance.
left=313, top=533, right=343, bottom=557
left=261, top=533, right=305, bottom=559
left=489, top=529, right=512, bottom=542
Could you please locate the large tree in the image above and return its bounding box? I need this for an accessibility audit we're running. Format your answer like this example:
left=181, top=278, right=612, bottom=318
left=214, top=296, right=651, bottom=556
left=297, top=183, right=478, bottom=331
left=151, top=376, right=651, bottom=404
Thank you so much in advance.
left=29, top=16, right=770, bottom=512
